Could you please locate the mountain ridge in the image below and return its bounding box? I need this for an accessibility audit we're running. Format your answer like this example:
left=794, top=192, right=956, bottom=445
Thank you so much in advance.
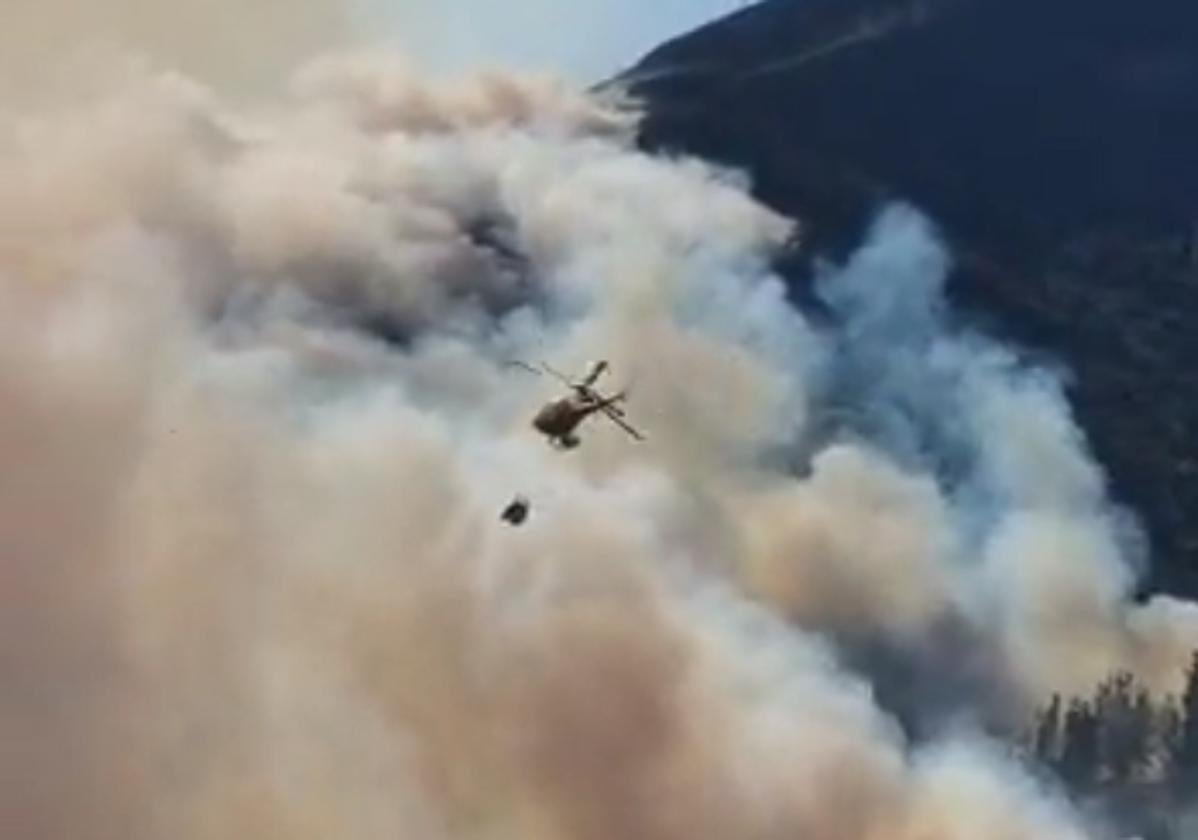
left=619, top=0, right=1198, bottom=597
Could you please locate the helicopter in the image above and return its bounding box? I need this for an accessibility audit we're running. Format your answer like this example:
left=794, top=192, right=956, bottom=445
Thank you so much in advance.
left=509, top=359, right=645, bottom=449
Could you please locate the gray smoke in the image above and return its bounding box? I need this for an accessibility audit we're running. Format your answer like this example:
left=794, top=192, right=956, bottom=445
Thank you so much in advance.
left=1, top=47, right=1195, bottom=840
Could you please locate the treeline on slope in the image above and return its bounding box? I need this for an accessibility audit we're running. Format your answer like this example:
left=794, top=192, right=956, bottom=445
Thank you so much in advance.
left=1027, top=652, right=1198, bottom=795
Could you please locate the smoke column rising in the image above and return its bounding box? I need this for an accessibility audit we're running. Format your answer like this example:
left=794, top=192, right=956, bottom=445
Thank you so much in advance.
left=1, top=46, right=1197, bottom=840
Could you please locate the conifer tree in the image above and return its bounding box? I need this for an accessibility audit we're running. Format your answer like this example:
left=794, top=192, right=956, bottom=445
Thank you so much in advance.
left=1035, top=693, right=1062, bottom=765
left=1060, top=698, right=1100, bottom=789
left=1096, top=671, right=1153, bottom=782
left=1174, top=651, right=1198, bottom=793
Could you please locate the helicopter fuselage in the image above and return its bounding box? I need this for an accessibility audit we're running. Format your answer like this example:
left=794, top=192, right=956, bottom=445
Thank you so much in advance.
left=531, top=390, right=626, bottom=448
left=532, top=396, right=591, bottom=440
left=517, top=359, right=640, bottom=448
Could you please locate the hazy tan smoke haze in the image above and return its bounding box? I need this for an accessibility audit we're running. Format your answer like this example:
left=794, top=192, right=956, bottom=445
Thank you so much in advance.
left=1, top=0, right=355, bottom=102
left=3, top=40, right=1198, bottom=840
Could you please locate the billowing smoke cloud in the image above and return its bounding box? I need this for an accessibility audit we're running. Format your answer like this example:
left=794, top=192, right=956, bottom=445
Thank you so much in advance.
left=2, top=47, right=1197, bottom=840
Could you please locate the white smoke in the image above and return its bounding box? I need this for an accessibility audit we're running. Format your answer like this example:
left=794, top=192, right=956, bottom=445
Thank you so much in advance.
left=2, top=49, right=1196, bottom=840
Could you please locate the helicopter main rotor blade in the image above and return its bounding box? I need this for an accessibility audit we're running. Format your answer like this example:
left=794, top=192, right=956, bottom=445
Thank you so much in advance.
left=597, top=402, right=644, bottom=440
left=502, top=360, right=543, bottom=377
left=581, top=360, right=609, bottom=388
left=528, top=362, right=637, bottom=434
left=538, top=362, right=577, bottom=389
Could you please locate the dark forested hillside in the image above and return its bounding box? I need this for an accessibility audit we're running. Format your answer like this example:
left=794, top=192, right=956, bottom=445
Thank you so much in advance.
left=619, top=0, right=1198, bottom=597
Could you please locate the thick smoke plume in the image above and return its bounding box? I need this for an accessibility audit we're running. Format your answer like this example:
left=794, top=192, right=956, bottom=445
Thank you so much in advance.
left=0, top=0, right=359, bottom=103
left=2, top=49, right=1197, bottom=840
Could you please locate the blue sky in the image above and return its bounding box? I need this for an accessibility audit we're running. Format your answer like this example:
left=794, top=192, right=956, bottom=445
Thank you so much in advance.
left=0, top=0, right=749, bottom=101
left=355, top=0, right=749, bottom=80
